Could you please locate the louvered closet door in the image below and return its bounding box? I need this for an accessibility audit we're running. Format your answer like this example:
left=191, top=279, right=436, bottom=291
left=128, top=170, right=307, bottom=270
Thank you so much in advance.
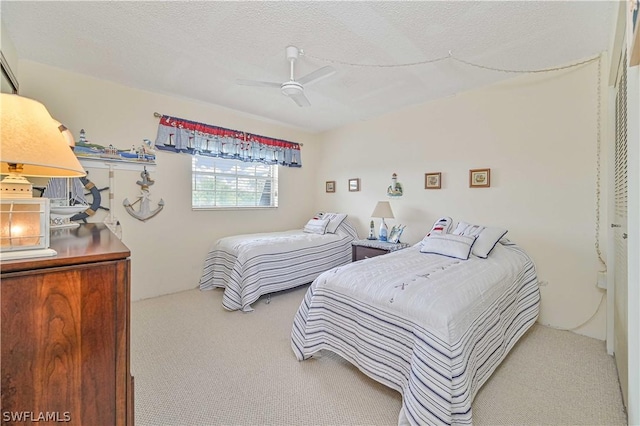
left=613, top=50, right=628, bottom=408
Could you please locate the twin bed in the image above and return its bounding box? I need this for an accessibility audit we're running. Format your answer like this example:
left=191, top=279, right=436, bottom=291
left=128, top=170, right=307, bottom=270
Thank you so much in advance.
left=199, top=216, right=540, bottom=425
left=199, top=216, right=358, bottom=311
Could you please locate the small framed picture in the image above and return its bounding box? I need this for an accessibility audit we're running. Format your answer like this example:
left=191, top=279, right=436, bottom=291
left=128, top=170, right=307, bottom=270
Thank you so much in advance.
left=469, top=168, right=491, bottom=188
left=388, top=227, right=399, bottom=244
left=425, top=172, right=441, bottom=189
left=325, top=181, right=336, bottom=193
left=388, top=225, right=405, bottom=243
left=348, top=178, right=360, bottom=192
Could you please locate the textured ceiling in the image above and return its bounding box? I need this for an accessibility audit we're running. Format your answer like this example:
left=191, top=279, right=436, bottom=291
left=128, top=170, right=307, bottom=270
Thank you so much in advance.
left=1, top=1, right=615, bottom=133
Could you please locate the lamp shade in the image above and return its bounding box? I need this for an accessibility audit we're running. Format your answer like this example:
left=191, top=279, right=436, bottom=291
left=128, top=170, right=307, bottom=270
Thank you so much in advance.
left=371, top=201, right=394, bottom=219
left=1, top=94, right=85, bottom=177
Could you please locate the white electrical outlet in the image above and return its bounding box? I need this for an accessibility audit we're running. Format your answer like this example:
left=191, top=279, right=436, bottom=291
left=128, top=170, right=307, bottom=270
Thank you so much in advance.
left=597, top=271, right=607, bottom=290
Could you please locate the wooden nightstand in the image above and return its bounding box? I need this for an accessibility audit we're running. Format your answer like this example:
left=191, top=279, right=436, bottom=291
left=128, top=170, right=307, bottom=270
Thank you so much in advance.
left=351, top=239, right=410, bottom=262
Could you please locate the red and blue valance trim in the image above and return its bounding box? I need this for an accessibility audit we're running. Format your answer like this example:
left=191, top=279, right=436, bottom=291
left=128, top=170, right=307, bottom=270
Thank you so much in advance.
left=153, top=114, right=302, bottom=167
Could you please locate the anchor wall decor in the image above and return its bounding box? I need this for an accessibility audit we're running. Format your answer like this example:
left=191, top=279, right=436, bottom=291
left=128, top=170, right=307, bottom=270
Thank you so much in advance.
left=123, top=168, right=165, bottom=222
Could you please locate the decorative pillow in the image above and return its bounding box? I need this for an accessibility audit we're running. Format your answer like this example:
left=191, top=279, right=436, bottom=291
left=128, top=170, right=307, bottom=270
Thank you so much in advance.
left=452, top=221, right=508, bottom=259
left=420, top=233, right=477, bottom=260
left=423, top=216, right=453, bottom=239
left=313, top=212, right=347, bottom=233
left=303, top=218, right=330, bottom=234
left=322, top=212, right=348, bottom=234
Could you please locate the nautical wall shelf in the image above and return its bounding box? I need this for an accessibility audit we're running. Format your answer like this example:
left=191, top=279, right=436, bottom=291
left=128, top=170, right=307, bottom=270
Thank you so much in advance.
left=79, top=157, right=157, bottom=172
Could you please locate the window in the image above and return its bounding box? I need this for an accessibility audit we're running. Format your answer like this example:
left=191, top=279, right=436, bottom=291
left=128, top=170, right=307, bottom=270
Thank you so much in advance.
left=192, top=156, right=278, bottom=209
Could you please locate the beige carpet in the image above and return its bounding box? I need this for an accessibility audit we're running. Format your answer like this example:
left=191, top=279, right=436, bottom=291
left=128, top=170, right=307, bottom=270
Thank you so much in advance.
left=131, top=286, right=627, bottom=425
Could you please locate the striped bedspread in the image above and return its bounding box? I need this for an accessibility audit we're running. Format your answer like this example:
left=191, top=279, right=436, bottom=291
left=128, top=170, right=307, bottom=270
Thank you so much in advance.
left=199, top=221, right=358, bottom=311
left=291, top=241, right=540, bottom=425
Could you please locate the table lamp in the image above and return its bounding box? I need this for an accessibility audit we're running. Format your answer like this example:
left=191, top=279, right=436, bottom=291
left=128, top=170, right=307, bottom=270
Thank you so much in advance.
left=371, top=201, right=394, bottom=242
left=1, top=94, right=86, bottom=260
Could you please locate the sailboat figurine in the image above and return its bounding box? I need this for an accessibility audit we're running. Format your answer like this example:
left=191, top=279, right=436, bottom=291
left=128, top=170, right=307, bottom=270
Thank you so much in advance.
left=123, top=168, right=165, bottom=222
left=46, top=176, right=108, bottom=227
left=46, top=178, right=90, bottom=228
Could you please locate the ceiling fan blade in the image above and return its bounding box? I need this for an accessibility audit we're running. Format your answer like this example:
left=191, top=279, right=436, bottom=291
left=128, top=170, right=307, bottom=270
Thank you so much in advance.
left=235, top=79, right=281, bottom=88
left=290, top=92, right=311, bottom=107
left=297, top=66, right=336, bottom=86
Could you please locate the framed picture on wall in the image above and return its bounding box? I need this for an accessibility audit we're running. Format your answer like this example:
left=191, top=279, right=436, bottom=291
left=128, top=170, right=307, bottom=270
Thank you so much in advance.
left=425, top=172, right=441, bottom=189
left=348, top=178, right=360, bottom=192
left=469, top=168, right=490, bottom=188
left=325, top=181, right=336, bottom=193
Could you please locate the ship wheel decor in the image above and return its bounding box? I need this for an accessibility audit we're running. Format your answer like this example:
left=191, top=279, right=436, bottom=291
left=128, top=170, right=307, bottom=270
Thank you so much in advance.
left=71, top=175, right=110, bottom=223
left=45, top=174, right=110, bottom=226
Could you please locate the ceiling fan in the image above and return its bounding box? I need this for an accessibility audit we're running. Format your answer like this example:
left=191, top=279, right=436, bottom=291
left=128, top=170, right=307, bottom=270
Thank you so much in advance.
left=236, top=46, right=335, bottom=107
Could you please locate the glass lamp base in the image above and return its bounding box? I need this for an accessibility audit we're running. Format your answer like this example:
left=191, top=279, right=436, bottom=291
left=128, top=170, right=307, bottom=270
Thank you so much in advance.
left=379, top=219, right=388, bottom=241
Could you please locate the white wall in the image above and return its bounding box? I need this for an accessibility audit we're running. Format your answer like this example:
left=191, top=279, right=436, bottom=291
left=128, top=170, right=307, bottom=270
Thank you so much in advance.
left=18, top=61, right=321, bottom=301
left=1, top=20, right=18, bottom=74
left=315, top=61, right=606, bottom=339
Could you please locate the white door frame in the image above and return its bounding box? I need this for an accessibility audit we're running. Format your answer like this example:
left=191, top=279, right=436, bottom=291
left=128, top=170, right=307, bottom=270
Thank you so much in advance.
left=626, top=64, right=639, bottom=426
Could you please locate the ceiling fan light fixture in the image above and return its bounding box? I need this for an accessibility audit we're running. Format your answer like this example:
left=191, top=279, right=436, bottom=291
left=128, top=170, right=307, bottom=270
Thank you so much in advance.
left=281, top=81, right=303, bottom=97
left=236, top=46, right=335, bottom=107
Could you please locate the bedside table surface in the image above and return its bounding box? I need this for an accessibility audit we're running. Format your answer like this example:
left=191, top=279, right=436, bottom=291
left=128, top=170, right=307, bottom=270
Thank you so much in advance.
left=351, top=239, right=410, bottom=252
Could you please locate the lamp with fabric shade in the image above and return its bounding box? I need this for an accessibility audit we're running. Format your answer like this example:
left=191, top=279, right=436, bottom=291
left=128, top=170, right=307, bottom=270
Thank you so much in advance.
left=0, top=94, right=86, bottom=260
left=1, top=94, right=85, bottom=198
left=371, top=201, right=394, bottom=242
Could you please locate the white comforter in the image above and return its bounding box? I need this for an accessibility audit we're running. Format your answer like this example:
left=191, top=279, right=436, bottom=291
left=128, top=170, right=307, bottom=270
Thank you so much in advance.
left=292, top=241, right=539, bottom=425
left=200, top=221, right=358, bottom=311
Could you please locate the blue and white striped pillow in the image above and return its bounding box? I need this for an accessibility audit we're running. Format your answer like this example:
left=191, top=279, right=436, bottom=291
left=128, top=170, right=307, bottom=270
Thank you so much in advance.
left=420, top=233, right=477, bottom=260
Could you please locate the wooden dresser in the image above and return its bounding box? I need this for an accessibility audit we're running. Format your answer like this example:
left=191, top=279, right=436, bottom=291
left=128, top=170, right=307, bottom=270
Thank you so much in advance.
left=1, top=223, right=134, bottom=425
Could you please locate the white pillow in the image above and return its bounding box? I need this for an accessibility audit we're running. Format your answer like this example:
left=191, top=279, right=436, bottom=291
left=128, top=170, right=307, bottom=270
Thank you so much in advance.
left=422, top=216, right=453, bottom=240
left=420, top=233, right=477, bottom=260
left=303, top=218, right=330, bottom=234
left=452, top=221, right=508, bottom=259
left=322, top=212, right=348, bottom=234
